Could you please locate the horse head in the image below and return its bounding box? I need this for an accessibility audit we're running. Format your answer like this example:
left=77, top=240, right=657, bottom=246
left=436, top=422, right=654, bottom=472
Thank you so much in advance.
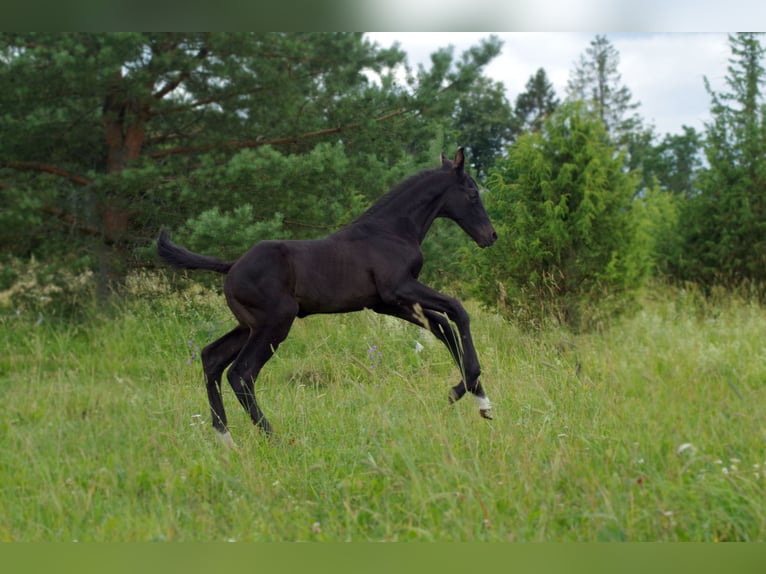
left=439, top=148, right=497, bottom=248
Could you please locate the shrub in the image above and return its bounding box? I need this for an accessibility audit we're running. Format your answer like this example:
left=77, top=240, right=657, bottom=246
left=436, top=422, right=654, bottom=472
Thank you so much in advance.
left=474, top=102, right=650, bottom=331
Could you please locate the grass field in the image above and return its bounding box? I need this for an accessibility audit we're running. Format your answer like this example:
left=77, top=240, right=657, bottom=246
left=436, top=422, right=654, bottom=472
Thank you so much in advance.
left=1, top=279, right=764, bottom=541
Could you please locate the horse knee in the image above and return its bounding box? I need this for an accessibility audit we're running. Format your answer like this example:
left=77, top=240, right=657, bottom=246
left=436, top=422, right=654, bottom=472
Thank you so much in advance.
left=443, top=298, right=470, bottom=328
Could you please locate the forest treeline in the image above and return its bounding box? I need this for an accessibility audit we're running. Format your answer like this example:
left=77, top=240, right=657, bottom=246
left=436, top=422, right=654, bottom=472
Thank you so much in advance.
left=1, top=33, right=764, bottom=329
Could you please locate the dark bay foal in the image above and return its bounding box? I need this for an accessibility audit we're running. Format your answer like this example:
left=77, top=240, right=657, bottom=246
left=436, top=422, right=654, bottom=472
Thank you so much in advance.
left=158, top=148, right=497, bottom=446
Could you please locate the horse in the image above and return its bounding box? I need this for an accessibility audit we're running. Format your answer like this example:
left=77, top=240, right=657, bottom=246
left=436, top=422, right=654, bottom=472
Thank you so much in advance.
left=157, top=147, right=497, bottom=446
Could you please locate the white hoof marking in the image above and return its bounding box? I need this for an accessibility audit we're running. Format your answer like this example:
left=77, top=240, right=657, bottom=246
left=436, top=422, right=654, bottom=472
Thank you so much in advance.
left=474, top=395, right=492, bottom=411
left=216, top=430, right=237, bottom=449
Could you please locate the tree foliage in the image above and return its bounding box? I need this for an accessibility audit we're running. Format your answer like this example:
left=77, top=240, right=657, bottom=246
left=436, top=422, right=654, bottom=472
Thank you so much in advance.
left=0, top=32, right=505, bottom=298
left=566, top=35, right=642, bottom=146
left=475, top=102, right=648, bottom=330
left=637, top=126, right=702, bottom=198
left=512, top=67, right=560, bottom=137
left=4, top=31, right=764, bottom=322
left=451, top=75, right=514, bottom=180
left=680, top=33, right=766, bottom=286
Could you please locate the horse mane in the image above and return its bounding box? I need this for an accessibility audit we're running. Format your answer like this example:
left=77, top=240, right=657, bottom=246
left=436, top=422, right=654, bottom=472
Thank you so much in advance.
left=355, top=167, right=444, bottom=222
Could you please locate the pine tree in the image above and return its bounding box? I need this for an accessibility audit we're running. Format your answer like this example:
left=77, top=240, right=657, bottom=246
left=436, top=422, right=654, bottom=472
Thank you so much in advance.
left=0, top=33, right=504, bottom=300
left=650, top=127, right=702, bottom=197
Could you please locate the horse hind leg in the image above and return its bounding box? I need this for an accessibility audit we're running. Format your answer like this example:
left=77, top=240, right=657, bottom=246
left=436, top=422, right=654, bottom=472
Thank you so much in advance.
left=226, top=301, right=298, bottom=436
left=200, top=326, right=249, bottom=445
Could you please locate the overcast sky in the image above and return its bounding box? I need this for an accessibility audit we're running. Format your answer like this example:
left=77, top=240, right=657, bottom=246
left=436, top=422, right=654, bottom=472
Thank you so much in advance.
left=367, top=32, right=734, bottom=137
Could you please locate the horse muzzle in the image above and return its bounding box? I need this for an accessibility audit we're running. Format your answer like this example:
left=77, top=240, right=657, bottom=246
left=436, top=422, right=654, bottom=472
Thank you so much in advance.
left=478, top=228, right=498, bottom=248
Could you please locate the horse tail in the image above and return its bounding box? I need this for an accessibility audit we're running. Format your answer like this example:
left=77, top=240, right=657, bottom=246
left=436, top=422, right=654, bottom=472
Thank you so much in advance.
left=157, top=229, right=234, bottom=274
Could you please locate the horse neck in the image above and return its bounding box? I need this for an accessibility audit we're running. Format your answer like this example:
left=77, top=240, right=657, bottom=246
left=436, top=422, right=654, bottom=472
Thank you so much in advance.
left=360, top=171, right=447, bottom=244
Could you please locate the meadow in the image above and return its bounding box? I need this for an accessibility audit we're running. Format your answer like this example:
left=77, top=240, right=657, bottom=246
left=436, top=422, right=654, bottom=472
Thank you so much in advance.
left=1, top=277, right=764, bottom=542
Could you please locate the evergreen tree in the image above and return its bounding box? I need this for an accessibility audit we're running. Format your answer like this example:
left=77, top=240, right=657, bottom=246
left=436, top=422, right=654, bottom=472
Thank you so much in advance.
left=512, top=67, right=560, bottom=137
left=411, top=36, right=511, bottom=181
left=0, top=33, right=503, bottom=300
left=475, top=102, right=644, bottom=330
left=451, top=76, right=514, bottom=181
left=567, top=35, right=641, bottom=146
left=648, top=126, right=702, bottom=197
left=682, top=32, right=766, bottom=285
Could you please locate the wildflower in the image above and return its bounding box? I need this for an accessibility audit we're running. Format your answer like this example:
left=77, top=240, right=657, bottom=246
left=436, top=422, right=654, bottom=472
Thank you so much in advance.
left=414, top=340, right=424, bottom=353
left=367, top=343, right=382, bottom=369
left=677, top=443, right=697, bottom=455
left=186, top=339, right=199, bottom=364
left=312, top=522, right=321, bottom=534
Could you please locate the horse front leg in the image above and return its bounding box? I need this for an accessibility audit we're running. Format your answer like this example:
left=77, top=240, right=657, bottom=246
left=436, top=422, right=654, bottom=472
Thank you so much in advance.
left=381, top=281, right=493, bottom=420
left=416, top=306, right=493, bottom=419
left=437, top=312, right=493, bottom=420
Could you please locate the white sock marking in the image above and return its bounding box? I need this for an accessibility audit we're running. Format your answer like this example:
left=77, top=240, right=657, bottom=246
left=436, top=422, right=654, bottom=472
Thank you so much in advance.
left=474, top=395, right=492, bottom=411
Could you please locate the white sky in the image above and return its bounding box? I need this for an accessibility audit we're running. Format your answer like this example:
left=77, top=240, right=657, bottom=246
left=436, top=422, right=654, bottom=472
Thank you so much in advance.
left=367, top=32, right=734, bottom=137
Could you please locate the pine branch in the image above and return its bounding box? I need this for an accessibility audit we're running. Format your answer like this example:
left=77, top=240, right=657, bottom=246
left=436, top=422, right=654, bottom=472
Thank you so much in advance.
left=0, top=161, right=91, bottom=186
left=149, top=108, right=409, bottom=158
left=152, top=46, right=209, bottom=100
left=41, top=206, right=101, bottom=237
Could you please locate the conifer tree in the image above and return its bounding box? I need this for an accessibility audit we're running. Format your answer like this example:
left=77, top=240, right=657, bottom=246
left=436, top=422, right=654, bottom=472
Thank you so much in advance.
left=567, top=35, right=641, bottom=146
left=477, top=102, right=644, bottom=330
left=512, top=67, right=560, bottom=136
left=0, top=33, right=503, bottom=299
left=682, top=32, right=766, bottom=285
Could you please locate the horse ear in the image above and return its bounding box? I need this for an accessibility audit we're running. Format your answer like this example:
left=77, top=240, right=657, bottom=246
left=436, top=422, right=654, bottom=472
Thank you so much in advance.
left=453, top=147, right=465, bottom=174
left=440, top=152, right=451, bottom=169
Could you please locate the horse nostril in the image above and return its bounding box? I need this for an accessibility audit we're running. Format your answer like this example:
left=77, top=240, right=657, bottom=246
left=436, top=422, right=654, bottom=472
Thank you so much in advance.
left=491, top=231, right=498, bottom=241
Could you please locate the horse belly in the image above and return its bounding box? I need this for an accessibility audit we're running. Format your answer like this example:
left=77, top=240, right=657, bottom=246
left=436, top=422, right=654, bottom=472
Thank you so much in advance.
left=293, top=260, right=379, bottom=315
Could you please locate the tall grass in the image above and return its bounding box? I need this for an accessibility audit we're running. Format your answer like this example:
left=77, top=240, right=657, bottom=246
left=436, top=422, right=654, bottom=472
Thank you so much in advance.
left=1, top=280, right=764, bottom=541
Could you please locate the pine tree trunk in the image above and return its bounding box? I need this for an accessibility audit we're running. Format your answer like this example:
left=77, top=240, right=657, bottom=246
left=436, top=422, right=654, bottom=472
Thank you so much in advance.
left=95, top=72, right=148, bottom=298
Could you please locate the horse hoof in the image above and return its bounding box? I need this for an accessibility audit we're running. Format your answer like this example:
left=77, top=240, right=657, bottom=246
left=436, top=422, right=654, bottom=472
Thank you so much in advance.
left=448, top=388, right=459, bottom=404
left=479, top=408, right=494, bottom=420
left=216, top=430, right=238, bottom=449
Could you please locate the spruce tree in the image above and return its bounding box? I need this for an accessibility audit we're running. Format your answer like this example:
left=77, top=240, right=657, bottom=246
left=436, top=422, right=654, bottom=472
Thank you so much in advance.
left=512, top=67, right=560, bottom=137
left=566, top=35, right=641, bottom=146
left=683, top=33, right=766, bottom=285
